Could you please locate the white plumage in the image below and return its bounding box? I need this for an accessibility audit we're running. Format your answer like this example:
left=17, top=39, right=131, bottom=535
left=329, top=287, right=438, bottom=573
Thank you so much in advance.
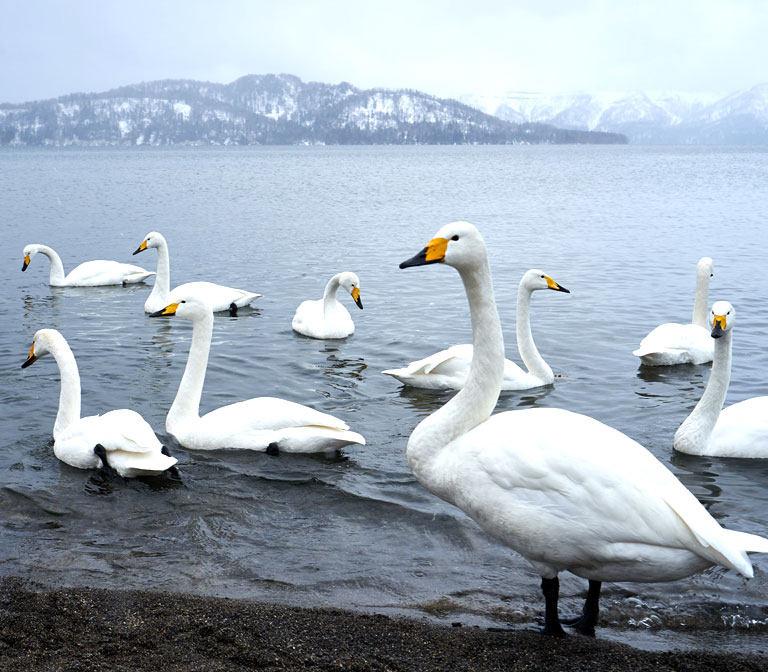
left=292, top=272, right=363, bottom=339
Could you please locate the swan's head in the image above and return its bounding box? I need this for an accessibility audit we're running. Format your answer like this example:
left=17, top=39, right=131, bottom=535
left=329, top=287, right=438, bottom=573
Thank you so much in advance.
left=399, top=221, right=486, bottom=272
left=697, top=256, right=714, bottom=279
left=710, top=300, right=734, bottom=339
left=21, top=328, right=62, bottom=368
left=338, top=272, right=363, bottom=309
left=21, top=244, right=41, bottom=271
left=521, top=269, right=570, bottom=294
left=133, top=231, right=166, bottom=255
left=148, top=295, right=214, bottom=321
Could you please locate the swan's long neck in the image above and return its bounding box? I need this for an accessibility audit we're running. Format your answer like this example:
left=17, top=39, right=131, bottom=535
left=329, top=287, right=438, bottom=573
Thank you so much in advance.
left=407, top=257, right=504, bottom=480
left=147, top=239, right=172, bottom=306
left=167, top=313, right=213, bottom=428
left=675, top=332, right=730, bottom=449
left=48, top=337, right=82, bottom=439
left=691, top=268, right=711, bottom=329
left=37, top=245, right=67, bottom=285
left=516, top=285, right=552, bottom=381
left=322, top=274, right=342, bottom=318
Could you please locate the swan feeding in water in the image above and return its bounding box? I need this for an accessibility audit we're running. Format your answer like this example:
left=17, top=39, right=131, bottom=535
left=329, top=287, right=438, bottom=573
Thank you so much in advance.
left=134, top=231, right=261, bottom=315
left=22, top=243, right=154, bottom=287
left=399, top=222, right=768, bottom=637
left=674, top=301, right=768, bottom=458
left=633, top=257, right=714, bottom=366
left=382, top=268, right=569, bottom=390
left=291, top=272, right=363, bottom=339
left=21, top=329, right=177, bottom=478
left=150, top=295, right=366, bottom=452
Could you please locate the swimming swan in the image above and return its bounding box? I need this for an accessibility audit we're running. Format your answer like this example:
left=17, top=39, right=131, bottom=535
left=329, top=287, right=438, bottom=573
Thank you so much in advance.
left=292, top=272, right=363, bottom=339
left=22, top=244, right=154, bottom=287
left=382, top=268, right=569, bottom=390
left=21, top=329, right=177, bottom=478
left=400, top=222, right=768, bottom=637
left=674, top=301, right=768, bottom=458
left=633, top=257, right=714, bottom=366
left=134, top=232, right=262, bottom=315
left=150, top=295, right=366, bottom=452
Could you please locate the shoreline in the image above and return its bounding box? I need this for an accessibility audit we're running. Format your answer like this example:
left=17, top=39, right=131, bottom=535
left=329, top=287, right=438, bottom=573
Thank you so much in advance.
left=1, top=577, right=767, bottom=671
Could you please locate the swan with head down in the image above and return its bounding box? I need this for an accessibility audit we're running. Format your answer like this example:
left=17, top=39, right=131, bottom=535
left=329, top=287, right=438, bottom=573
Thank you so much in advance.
left=400, top=222, right=768, bottom=637
left=292, top=272, right=363, bottom=339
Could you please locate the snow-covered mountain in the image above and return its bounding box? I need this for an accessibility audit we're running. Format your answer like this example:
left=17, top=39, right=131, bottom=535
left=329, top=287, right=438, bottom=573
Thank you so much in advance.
left=462, top=85, right=768, bottom=144
left=0, top=74, right=625, bottom=146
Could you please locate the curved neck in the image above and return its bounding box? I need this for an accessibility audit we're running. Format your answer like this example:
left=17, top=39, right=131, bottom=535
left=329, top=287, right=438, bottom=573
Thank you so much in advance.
left=48, top=336, right=82, bottom=438
left=323, top=274, right=342, bottom=317
left=691, top=268, right=711, bottom=328
left=408, top=258, right=504, bottom=474
left=148, top=239, right=172, bottom=306
left=516, top=285, right=552, bottom=381
left=37, top=245, right=67, bottom=285
left=167, top=314, right=213, bottom=428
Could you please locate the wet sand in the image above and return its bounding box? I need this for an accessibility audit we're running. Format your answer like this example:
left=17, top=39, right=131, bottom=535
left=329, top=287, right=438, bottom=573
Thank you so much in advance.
left=1, top=578, right=766, bottom=671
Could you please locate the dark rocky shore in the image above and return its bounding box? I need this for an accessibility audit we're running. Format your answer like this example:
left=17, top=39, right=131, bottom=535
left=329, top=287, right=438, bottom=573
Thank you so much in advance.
left=1, top=577, right=766, bottom=671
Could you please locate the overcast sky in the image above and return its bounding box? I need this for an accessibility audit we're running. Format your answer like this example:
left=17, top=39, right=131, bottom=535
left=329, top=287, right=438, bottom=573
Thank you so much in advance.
left=1, top=0, right=766, bottom=104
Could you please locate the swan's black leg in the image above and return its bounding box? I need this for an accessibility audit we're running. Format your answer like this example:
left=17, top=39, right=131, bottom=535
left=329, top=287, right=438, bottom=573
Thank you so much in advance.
left=93, top=444, right=121, bottom=479
left=229, top=302, right=238, bottom=317
left=541, top=576, right=566, bottom=637
left=161, top=446, right=182, bottom=479
left=266, top=442, right=280, bottom=456
left=561, top=580, right=602, bottom=637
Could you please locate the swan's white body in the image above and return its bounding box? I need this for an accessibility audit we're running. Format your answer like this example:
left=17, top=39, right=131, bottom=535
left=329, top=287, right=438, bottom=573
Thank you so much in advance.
left=292, top=272, right=363, bottom=339
left=21, top=329, right=177, bottom=478
left=22, top=244, right=154, bottom=287
left=633, top=257, right=714, bottom=366
left=135, top=232, right=261, bottom=314
left=382, top=269, right=569, bottom=390
left=152, top=296, right=366, bottom=452
left=401, top=223, right=767, bottom=633
left=674, top=301, right=768, bottom=458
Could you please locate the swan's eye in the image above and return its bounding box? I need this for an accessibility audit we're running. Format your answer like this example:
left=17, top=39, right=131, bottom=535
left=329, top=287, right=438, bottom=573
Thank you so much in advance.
left=451, top=235, right=459, bottom=241
left=540, top=275, right=545, bottom=278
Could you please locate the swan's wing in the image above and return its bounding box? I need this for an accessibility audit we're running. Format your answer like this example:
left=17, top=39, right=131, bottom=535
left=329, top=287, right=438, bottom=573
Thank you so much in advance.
left=96, top=409, right=164, bottom=453
left=201, top=397, right=351, bottom=432
left=65, top=260, right=152, bottom=286
left=633, top=323, right=713, bottom=359
left=169, top=281, right=261, bottom=311
left=710, top=397, right=768, bottom=458
left=385, top=344, right=473, bottom=376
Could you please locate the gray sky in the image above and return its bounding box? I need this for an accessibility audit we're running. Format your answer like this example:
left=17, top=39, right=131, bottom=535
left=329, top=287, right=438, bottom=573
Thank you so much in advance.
left=1, top=0, right=766, bottom=104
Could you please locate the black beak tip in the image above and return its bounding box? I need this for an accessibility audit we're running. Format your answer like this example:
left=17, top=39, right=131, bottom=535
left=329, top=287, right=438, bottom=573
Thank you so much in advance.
left=559, top=286, right=571, bottom=294
left=21, top=263, right=28, bottom=272
left=132, top=247, right=142, bottom=256
left=356, top=299, right=364, bottom=310
left=149, top=309, right=167, bottom=318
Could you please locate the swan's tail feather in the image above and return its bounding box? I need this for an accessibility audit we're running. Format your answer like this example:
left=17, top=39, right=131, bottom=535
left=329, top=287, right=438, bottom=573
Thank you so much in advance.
left=727, top=529, right=768, bottom=554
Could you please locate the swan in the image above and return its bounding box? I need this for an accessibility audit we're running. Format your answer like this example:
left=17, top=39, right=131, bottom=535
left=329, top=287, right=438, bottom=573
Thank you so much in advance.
left=20, top=329, right=177, bottom=478
left=150, top=295, right=366, bottom=452
left=382, top=268, right=569, bottom=390
left=291, top=272, right=363, bottom=339
left=633, top=257, right=714, bottom=366
left=400, top=222, right=768, bottom=637
left=133, top=232, right=262, bottom=315
left=674, top=301, right=768, bottom=458
left=22, top=243, right=154, bottom=287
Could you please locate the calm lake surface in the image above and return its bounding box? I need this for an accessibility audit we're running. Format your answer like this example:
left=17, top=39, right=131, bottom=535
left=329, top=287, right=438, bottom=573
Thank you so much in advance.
left=1, top=145, right=767, bottom=652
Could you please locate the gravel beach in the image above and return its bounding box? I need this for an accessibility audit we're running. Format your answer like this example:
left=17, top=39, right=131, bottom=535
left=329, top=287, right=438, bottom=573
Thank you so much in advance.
left=1, top=577, right=766, bottom=671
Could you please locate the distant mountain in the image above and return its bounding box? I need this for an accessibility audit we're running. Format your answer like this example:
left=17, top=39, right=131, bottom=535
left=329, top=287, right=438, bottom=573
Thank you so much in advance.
left=462, top=84, right=768, bottom=144
left=0, top=74, right=626, bottom=146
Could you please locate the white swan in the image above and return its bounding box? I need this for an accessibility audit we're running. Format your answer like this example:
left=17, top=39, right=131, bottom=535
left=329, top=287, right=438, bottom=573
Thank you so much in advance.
left=674, top=301, right=768, bottom=458
left=134, top=232, right=262, bottom=315
left=21, top=329, right=177, bottom=478
left=633, top=257, right=714, bottom=366
left=22, top=244, right=154, bottom=287
left=382, top=268, right=569, bottom=390
left=150, top=295, right=366, bottom=452
left=292, top=272, right=363, bottom=339
left=400, top=222, right=768, bottom=637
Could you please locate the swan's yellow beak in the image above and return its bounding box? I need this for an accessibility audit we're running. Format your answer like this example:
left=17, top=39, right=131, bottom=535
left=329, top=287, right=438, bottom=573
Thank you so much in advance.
left=545, top=276, right=570, bottom=293
left=711, top=313, right=727, bottom=339
left=22, top=254, right=30, bottom=271
left=133, top=239, right=148, bottom=256
left=351, top=287, right=363, bottom=309
left=149, top=302, right=179, bottom=318
left=21, top=343, right=38, bottom=368
left=400, top=237, right=449, bottom=268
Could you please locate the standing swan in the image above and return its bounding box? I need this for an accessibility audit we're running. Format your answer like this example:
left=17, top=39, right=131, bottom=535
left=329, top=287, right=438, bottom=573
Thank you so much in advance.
left=292, top=272, right=363, bottom=339
left=382, top=268, right=569, bottom=390
left=400, top=222, right=768, bottom=637
left=633, top=257, right=714, bottom=366
left=134, top=232, right=262, bottom=315
left=22, top=244, right=154, bottom=287
left=674, top=301, right=768, bottom=457
left=150, top=295, right=366, bottom=452
left=20, top=329, right=177, bottom=477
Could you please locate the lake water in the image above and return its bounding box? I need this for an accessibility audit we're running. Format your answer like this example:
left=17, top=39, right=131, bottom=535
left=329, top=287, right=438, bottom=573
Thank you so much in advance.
left=1, top=145, right=767, bottom=653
